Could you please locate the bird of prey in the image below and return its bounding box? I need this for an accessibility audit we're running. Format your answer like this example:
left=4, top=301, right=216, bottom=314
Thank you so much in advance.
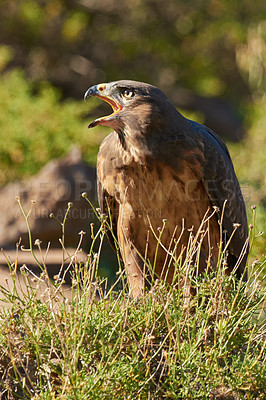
left=84, top=80, right=248, bottom=299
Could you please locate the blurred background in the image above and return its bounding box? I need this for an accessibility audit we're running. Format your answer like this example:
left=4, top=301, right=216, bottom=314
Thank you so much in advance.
left=0, top=0, right=265, bottom=278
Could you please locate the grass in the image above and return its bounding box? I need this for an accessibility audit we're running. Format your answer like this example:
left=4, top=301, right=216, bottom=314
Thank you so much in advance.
left=0, top=200, right=265, bottom=399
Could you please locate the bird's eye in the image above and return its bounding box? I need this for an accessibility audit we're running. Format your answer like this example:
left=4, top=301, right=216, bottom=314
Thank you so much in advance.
left=121, top=89, right=134, bottom=99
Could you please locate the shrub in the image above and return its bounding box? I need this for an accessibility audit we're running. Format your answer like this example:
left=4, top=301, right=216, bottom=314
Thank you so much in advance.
left=0, top=69, right=105, bottom=186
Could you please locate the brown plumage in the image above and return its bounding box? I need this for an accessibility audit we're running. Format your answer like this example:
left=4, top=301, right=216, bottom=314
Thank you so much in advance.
left=84, top=80, right=249, bottom=299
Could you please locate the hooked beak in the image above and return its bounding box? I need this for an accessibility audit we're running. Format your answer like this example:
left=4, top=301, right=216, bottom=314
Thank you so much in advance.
left=84, top=83, right=123, bottom=128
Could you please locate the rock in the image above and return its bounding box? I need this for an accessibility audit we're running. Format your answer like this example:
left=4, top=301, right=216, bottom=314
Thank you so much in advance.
left=0, top=148, right=97, bottom=249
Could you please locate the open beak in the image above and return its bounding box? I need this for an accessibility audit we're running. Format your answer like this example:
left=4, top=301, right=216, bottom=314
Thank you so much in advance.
left=84, top=84, right=123, bottom=128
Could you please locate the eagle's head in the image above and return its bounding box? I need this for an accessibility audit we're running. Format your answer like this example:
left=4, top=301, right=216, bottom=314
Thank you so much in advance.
left=84, top=80, right=186, bottom=137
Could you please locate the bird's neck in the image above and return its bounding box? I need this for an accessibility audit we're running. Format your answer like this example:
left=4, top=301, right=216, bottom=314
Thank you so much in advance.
left=116, top=125, right=154, bottom=165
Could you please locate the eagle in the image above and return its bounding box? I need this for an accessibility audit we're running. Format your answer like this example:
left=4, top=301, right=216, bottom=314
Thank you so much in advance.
left=84, top=80, right=249, bottom=299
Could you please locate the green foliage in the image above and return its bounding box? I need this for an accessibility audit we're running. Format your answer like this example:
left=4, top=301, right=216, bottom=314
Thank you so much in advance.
left=0, top=207, right=265, bottom=399
left=0, top=0, right=265, bottom=102
left=0, top=69, right=106, bottom=186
